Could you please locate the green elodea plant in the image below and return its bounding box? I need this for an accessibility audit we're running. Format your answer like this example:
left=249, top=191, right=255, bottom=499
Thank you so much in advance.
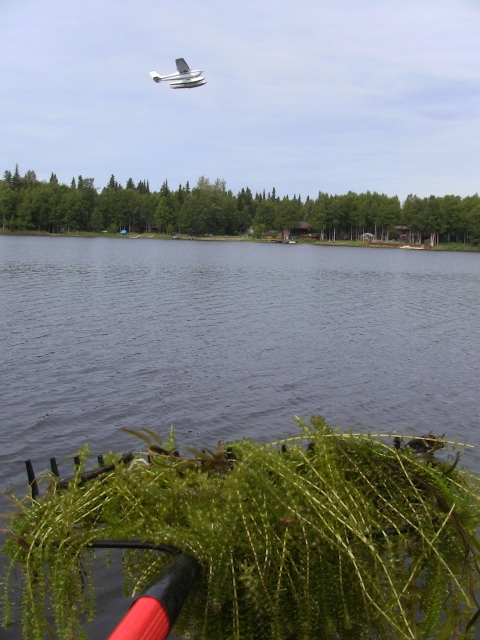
left=2, top=417, right=480, bottom=639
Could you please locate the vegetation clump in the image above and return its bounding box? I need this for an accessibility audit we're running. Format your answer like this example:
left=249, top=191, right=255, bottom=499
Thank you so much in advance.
left=2, top=417, right=480, bottom=639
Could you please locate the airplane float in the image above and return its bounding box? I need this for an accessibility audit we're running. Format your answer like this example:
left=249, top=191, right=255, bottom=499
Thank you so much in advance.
left=149, top=58, right=207, bottom=89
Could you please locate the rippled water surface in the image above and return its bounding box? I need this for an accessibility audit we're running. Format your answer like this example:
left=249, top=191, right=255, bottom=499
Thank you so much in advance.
left=1, top=235, right=480, bottom=637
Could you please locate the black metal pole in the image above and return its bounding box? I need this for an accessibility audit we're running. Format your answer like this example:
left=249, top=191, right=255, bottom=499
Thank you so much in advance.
left=140, top=554, right=200, bottom=628
left=88, top=539, right=180, bottom=556
left=25, top=460, right=39, bottom=499
left=50, top=457, right=60, bottom=478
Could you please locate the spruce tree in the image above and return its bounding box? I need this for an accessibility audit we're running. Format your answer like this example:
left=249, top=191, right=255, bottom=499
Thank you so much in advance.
left=12, top=164, right=21, bottom=190
left=160, top=180, right=170, bottom=197
left=176, top=184, right=184, bottom=206
left=136, top=180, right=150, bottom=195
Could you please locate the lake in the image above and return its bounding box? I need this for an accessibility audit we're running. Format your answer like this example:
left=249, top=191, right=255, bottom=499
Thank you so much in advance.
left=1, top=235, right=480, bottom=637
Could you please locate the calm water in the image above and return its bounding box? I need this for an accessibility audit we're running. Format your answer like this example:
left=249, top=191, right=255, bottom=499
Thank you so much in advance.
left=1, top=235, right=480, bottom=637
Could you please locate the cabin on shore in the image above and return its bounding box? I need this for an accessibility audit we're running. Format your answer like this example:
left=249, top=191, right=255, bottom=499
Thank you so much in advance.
left=359, top=232, right=376, bottom=242
left=283, top=222, right=320, bottom=240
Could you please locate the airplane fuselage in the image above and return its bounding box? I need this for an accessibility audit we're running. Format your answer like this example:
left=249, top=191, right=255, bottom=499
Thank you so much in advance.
left=150, top=69, right=203, bottom=83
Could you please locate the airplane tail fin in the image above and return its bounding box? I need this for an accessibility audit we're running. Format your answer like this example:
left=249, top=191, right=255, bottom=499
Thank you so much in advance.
left=149, top=71, right=162, bottom=83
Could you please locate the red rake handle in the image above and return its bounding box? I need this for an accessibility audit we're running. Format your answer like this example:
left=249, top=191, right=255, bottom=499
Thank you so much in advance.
left=108, top=597, right=170, bottom=640
left=107, top=554, right=200, bottom=640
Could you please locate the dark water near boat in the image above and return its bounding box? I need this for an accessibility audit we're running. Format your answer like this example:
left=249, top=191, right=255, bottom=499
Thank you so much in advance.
left=1, top=235, right=480, bottom=638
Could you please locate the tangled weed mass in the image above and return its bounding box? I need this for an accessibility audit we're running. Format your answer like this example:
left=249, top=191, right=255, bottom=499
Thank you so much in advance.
left=2, top=417, right=480, bottom=639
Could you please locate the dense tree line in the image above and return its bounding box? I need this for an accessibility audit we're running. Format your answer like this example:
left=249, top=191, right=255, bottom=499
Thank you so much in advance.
left=1, top=165, right=479, bottom=245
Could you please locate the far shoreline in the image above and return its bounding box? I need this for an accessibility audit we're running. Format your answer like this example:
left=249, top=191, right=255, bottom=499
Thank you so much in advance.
left=1, top=230, right=479, bottom=252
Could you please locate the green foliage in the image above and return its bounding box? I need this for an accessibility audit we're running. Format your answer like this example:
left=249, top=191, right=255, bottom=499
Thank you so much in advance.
left=3, top=418, right=480, bottom=639
left=387, top=224, right=400, bottom=240
left=252, top=222, right=267, bottom=238
left=2, top=165, right=480, bottom=243
left=253, top=199, right=276, bottom=231
left=177, top=177, right=233, bottom=235
left=275, top=195, right=302, bottom=233
left=308, top=192, right=328, bottom=232
left=155, top=195, right=176, bottom=233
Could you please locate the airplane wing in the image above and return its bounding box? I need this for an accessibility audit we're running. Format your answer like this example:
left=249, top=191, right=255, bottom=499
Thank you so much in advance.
left=175, top=58, right=190, bottom=74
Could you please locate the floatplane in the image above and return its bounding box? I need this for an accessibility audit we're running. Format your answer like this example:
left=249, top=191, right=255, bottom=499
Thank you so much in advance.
left=149, top=58, right=207, bottom=89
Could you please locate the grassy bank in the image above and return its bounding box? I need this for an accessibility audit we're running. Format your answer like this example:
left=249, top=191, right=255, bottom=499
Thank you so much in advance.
left=432, top=242, right=480, bottom=252
left=300, top=239, right=372, bottom=247
left=2, top=230, right=480, bottom=251
left=0, top=230, right=177, bottom=240
left=0, top=230, right=248, bottom=241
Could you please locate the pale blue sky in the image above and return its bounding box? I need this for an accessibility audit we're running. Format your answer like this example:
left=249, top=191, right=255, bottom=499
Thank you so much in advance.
left=1, top=0, right=480, bottom=199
